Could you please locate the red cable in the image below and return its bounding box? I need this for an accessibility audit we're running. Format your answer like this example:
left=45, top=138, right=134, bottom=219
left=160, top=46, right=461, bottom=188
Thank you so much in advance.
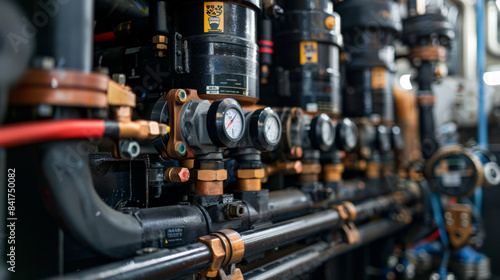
left=94, top=31, right=117, bottom=42
left=0, top=119, right=106, bottom=148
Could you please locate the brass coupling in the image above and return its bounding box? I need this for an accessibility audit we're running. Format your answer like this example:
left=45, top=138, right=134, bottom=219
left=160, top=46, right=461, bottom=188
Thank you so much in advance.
left=236, top=169, right=265, bottom=191
left=332, top=201, right=357, bottom=222
left=118, top=120, right=169, bottom=140
left=192, top=169, right=228, bottom=196
left=197, top=229, right=245, bottom=278
left=322, top=164, right=344, bottom=182
left=340, top=222, right=360, bottom=244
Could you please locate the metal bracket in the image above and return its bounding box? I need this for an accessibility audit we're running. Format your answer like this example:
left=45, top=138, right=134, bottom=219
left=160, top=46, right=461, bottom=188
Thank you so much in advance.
left=173, top=32, right=189, bottom=74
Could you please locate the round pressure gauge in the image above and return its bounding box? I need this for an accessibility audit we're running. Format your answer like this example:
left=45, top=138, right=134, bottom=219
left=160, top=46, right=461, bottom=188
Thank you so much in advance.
left=207, top=98, right=245, bottom=148
left=335, top=118, right=358, bottom=152
left=309, top=113, right=335, bottom=152
left=376, top=125, right=391, bottom=153
left=249, top=107, right=282, bottom=151
left=424, top=146, right=484, bottom=197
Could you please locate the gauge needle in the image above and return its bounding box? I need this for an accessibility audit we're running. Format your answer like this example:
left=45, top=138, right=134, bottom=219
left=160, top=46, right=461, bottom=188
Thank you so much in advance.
left=226, top=114, right=238, bottom=129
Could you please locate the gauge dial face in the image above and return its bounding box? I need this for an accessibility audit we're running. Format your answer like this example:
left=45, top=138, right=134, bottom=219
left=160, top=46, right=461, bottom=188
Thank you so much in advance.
left=224, top=108, right=244, bottom=140
left=321, top=121, right=334, bottom=146
left=264, top=116, right=280, bottom=144
left=344, top=126, right=357, bottom=149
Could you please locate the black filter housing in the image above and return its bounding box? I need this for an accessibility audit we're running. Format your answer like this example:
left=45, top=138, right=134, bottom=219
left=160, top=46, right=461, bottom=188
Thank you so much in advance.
left=336, top=0, right=401, bottom=122
left=173, top=0, right=261, bottom=105
left=269, top=0, right=343, bottom=115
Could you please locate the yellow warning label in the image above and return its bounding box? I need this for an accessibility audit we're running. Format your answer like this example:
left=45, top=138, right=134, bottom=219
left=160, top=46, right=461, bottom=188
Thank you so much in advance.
left=371, top=67, right=386, bottom=89
left=204, top=2, right=224, bottom=33
left=300, top=41, right=318, bottom=65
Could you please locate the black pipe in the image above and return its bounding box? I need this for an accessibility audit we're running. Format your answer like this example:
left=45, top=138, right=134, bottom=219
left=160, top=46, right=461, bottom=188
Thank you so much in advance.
left=49, top=190, right=414, bottom=279
left=268, top=189, right=312, bottom=221
left=243, top=219, right=410, bottom=280
left=40, top=141, right=144, bottom=258
left=241, top=209, right=343, bottom=257
left=40, top=141, right=210, bottom=258
left=48, top=243, right=212, bottom=280
left=95, top=0, right=148, bottom=22
left=21, top=0, right=93, bottom=72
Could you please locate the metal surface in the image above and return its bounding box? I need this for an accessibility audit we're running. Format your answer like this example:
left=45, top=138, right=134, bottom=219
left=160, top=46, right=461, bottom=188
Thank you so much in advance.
left=52, top=243, right=212, bottom=280
left=243, top=219, right=410, bottom=280
left=241, top=209, right=342, bottom=257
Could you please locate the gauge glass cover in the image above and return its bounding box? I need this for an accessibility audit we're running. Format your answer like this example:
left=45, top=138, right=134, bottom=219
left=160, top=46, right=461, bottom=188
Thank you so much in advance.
left=224, top=108, right=244, bottom=140
left=265, top=116, right=280, bottom=144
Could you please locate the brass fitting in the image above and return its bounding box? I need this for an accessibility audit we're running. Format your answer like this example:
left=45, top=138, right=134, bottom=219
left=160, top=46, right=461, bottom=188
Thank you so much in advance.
left=332, top=201, right=357, bottom=221
left=192, top=169, right=228, bottom=181
left=197, top=229, right=245, bottom=278
left=107, top=80, right=136, bottom=108
left=323, top=164, right=344, bottom=182
left=301, top=163, right=321, bottom=175
left=118, top=120, right=168, bottom=140
left=366, top=161, right=381, bottom=179
left=152, top=35, right=168, bottom=57
left=340, top=222, right=360, bottom=244
left=236, top=168, right=265, bottom=191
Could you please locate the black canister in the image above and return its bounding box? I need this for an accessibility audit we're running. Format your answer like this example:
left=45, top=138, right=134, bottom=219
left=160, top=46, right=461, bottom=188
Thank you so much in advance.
left=173, top=1, right=261, bottom=105
left=273, top=0, right=343, bottom=115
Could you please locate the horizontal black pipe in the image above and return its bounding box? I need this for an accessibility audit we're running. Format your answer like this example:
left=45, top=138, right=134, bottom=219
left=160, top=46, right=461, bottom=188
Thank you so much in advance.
left=241, top=209, right=343, bottom=257
left=49, top=190, right=414, bottom=279
left=268, top=189, right=311, bottom=221
left=267, top=182, right=391, bottom=222
left=48, top=243, right=212, bottom=280
left=243, top=219, right=410, bottom=280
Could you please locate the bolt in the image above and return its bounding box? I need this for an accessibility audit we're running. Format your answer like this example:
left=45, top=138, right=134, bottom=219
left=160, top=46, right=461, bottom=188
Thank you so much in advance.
left=227, top=204, right=245, bottom=219
left=176, top=33, right=182, bottom=40
left=290, top=146, right=303, bottom=159
left=37, top=104, right=53, bottom=117
left=176, top=66, right=183, bottom=72
left=176, top=51, right=182, bottom=56
left=165, top=167, right=190, bottom=183
left=176, top=90, right=187, bottom=103
left=120, top=141, right=140, bottom=159
left=32, top=56, right=55, bottom=70
left=112, top=73, right=127, bottom=85
left=175, top=142, right=187, bottom=156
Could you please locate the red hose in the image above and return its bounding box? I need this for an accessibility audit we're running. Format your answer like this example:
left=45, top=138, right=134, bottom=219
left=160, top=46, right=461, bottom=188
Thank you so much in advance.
left=0, top=119, right=106, bottom=148
left=94, top=31, right=117, bottom=42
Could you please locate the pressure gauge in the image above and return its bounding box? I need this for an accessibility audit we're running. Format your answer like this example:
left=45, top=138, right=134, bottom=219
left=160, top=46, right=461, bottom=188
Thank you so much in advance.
left=376, top=125, right=391, bottom=153
left=249, top=107, right=282, bottom=151
left=424, top=146, right=484, bottom=197
left=335, top=118, right=358, bottom=152
left=309, top=113, right=335, bottom=152
left=207, top=98, right=245, bottom=148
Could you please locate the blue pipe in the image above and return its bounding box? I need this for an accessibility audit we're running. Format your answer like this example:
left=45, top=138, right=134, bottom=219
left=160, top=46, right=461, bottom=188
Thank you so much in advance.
left=477, top=0, right=487, bottom=148
left=476, top=0, right=487, bottom=215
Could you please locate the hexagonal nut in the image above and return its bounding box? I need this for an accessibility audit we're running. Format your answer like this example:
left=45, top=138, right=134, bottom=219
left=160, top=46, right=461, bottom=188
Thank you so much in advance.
left=147, top=121, right=160, bottom=137
left=152, top=35, right=167, bottom=44
left=236, top=169, right=265, bottom=179
left=197, top=235, right=226, bottom=276
left=193, top=169, right=227, bottom=181
left=120, top=141, right=140, bottom=159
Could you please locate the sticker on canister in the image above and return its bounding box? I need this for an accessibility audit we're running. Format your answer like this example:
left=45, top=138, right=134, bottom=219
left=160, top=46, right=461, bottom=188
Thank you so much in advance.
left=204, top=2, right=224, bottom=33
left=300, top=41, right=318, bottom=65
left=371, top=67, right=386, bottom=89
